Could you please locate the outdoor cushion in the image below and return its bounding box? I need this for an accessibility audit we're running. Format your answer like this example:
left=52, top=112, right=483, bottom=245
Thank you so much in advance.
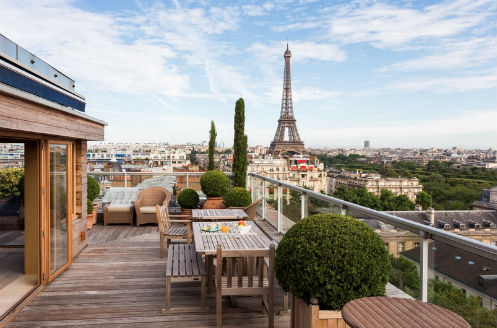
left=107, top=205, right=132, bottom=212
left=139, top=206, right=158, bottom=214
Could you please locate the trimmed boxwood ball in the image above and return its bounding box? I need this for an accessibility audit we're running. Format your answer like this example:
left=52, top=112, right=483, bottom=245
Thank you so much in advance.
left=87, top=199, right=94, bottom=215
left=224, top=187, right=251, bottom=207
left=87, top=176, right=100, bottom=202
left=200, top=170, right=230, bottom=197
left=177, top=188, right=200, bottom=209
left=275, top=213, right=390, bottom=310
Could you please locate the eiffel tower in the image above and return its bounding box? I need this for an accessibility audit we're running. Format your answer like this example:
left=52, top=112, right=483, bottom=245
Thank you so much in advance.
left=268, top=44, right=306, bottom=156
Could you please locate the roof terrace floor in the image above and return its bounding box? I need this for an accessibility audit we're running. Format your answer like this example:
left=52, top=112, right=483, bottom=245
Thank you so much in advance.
left=7, top=224, right=290, bottom=328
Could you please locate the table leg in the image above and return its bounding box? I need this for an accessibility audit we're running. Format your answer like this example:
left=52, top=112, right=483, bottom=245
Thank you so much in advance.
left=207, top=255, right=215, bottom=294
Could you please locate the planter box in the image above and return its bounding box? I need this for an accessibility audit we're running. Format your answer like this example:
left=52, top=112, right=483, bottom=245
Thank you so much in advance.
left=291, top=295, right=351, bottom=328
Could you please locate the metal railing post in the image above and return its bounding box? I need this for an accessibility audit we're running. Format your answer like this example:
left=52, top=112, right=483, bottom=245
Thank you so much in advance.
left=251, top=176, right=255, bottom=202
left=277, top=186, right=282, bottom=234
left=301, top=192, right=307, bottom=220
left=186, top=172, right=189, bottom=188
left=420, top=234, right=430, bottom=302
left=340, top=204, right=347, bottom=216
left=262, top=180, right=266, bottom=221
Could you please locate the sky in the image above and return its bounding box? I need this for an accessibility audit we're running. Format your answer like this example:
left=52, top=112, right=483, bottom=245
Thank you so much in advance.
left=0, top=0, right=496, bottom=149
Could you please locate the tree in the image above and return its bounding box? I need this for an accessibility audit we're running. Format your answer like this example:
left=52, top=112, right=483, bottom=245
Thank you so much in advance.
left=415, top=191, right=432, bottom=209
left=189, top=148, right=198, bottom=164
left=0, top=168, right=24, bottom=198
left=394, top=194, right=415, bottom=210
left=208, top=121, right=216, bottom=171
left=232, top=98, right=248, bottom=188
left=379, top=189, right=397, bottom=210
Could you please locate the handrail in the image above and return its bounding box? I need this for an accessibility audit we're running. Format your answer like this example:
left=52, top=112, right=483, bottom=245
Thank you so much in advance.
left=249, top=173, right=497, bottom=262
left=88, top=171, right=232, bottom=176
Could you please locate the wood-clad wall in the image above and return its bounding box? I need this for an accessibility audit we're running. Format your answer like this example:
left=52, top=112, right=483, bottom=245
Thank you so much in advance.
left=0, top=92, right=104, bottom=141
left=73, top=140, right=88, bottom=257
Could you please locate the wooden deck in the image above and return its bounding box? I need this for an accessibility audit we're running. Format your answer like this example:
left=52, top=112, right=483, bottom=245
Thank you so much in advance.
left=7, top=224, right=290, bottom=327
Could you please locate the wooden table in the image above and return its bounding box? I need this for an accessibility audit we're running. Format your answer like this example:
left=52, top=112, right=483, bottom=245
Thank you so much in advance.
left=192, top=221, right=275, bottom=293
left=192, top=221, right=273, bottom=255
left=191, top=209, right=248, bottom=221
left=341, top=296, right=470, bottom=328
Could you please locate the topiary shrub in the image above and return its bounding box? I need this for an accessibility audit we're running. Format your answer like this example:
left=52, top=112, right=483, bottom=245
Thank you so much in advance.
left=87, top=199, right=94, bottom=215
left=87, top=176, right=100, bottom=202
left=275, top=213, right=390, bottom=310
left=177, top=188, right=200, bottom=209
left=200, top=170, right=230, bottom=197
left=224, top=187, right=251, bottom=207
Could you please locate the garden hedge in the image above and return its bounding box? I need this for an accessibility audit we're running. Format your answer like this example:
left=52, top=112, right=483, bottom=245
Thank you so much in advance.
left=200, top=170, right=230, bottom=197
left=275, top=213, right=390, bottom=310
left=224, top=187, right=251, bottom=207
left=177, top=188, right=200, bottom=209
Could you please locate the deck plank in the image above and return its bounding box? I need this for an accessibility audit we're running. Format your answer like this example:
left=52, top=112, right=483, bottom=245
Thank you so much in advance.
left=7, top=225, right=289, bottom=327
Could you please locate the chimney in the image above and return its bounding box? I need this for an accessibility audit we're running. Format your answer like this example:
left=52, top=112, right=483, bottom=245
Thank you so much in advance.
left=415, top=204, right=422, bottom=211
left=427, top=207, right=435, bottom=225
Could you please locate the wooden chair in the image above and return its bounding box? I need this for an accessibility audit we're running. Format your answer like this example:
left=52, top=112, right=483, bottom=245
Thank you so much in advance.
left=162, top=244, right=207, bottom=314
left=227, top=198, right=263, bottom=221
left=156, top=203, right=192, bottom=258
left=215, top=244, right=275, bottom=328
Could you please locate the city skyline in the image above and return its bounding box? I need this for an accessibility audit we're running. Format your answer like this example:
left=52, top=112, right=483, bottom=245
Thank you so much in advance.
left=0, top=0, right=495, bottom=148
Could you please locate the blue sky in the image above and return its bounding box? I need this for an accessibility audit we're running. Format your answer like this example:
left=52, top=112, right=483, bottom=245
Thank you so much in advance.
left=0, top=0, right=495, bottom=148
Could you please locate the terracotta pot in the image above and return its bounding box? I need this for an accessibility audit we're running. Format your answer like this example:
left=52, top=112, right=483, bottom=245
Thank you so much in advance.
left=92, top=208, right=97, bottom=224
left=203, top=197, right=226, bottom=209
left=181, top=208, right=193, bottom=216
left=87, top=212, right=95, bottom=229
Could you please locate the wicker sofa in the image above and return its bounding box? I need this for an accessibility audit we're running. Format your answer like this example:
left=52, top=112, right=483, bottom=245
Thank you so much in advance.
left=134, top=187, right=171, bottom=226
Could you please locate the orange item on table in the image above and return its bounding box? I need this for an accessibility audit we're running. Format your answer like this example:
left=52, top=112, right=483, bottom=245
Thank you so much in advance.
left=221, top=226, right=229, bottom=233
left=238, top=220, right=246, bottom=226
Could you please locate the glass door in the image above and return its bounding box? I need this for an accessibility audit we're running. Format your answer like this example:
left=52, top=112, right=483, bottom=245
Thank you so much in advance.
left=48, top=143, right=71, bottom=276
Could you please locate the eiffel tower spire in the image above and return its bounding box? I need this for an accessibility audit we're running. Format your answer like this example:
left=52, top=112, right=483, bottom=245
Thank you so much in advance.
left=268, top=44, right=305, bottom=156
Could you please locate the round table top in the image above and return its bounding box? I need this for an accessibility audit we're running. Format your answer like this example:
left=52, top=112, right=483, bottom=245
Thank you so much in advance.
left=341, top=296, right=470, bottom=328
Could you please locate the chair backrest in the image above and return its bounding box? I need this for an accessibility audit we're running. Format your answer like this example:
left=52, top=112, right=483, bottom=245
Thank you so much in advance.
left=243, top=198, right=263, bottom=221
left=155, top=203, right=170, bottom=233
left=215, top=244, right=275, bottom=292
left=138, top=187, right=171, bottom=206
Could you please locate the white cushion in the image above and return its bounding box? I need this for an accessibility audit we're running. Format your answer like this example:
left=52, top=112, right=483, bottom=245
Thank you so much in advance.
left=107, top=205, right=131, bottom=212
left=139, top=206, right=157, bottom=214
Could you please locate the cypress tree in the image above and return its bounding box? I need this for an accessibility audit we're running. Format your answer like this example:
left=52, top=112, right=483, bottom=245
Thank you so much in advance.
left=208, top=120, right=216, bottom=171
left=233, top=98, right=248, bottom=188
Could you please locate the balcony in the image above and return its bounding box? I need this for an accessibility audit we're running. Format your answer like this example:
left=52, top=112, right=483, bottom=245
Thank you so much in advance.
left=4, top=171, right=497, bottom=327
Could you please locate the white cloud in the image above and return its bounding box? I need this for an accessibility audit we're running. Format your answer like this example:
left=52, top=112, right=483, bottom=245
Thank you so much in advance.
left=379, top=37, right=497, bottom=72
left=249, top=41, right=346, bottom=63
left=328, top=0, right=495, bottom=49
left=303, top=110, right=497, bottom=146
left=294, top=87, right=340, bottom=101
left=242, top=2, right=274, bottom=16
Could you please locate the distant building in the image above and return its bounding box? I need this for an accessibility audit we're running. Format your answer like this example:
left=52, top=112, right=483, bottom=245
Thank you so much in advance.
left=473, top=186, right=497, bottom=211
left=328, top=170, right=423, bottom=201
left=248, top=155, right=327, bottom=194
left=363, top=208, right=497, bottom=258
left=402, top=242, right=497, bottom=310
left=364, top=140, right=370, bottom=149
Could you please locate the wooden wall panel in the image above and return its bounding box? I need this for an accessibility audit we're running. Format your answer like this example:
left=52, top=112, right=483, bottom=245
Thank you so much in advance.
left=72, top=140, right=88, bottom=257
left=0, top=92, right=104, bottom=141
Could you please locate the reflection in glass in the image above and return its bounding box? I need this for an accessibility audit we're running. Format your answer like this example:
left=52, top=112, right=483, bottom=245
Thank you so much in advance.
left=49, top=144, right=68, bottom=274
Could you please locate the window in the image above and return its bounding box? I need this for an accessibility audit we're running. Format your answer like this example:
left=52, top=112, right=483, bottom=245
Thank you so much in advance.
left=414, top=242, right=420, bottom=248
left=398, top=242, right=405, bottom=253
left=384, top=242, right=389, bottom=250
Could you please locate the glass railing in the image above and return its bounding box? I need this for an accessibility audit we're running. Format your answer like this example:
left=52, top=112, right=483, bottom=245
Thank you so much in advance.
left=248, top=172, right=497, bottom=326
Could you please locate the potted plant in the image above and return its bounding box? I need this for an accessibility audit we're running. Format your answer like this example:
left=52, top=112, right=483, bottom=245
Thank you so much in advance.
left=87, top=199, right=96, bottom=229
left=87, top=176, right=100, bottom=225
left=275, top=213, right=390, bottom=328
left=200, top=170, right=230, bottom=209
left=177, top=188, right=199, bottom=215
left=224, top=187, right=251, bottom=208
